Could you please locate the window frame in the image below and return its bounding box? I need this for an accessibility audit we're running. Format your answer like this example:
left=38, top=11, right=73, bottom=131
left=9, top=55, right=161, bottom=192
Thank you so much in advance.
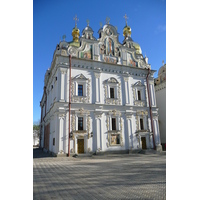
left=78, top=84, right=83, bottom=96
left=140, top=118, right=144, bottom=130
left=78, top=117, right=84, bottom=130
left=110, top=87, right=115, bottom=99
left=112, top=118, right=116, bottom=130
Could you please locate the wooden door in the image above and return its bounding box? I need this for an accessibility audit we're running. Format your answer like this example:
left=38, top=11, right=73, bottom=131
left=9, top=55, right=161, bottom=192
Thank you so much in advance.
left=141, top=137, right=147, bottom=149
left=77, top=139, right=84, bottom=154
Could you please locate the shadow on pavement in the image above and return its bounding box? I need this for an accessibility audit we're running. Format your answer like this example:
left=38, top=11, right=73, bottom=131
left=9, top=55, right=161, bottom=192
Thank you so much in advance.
left=33, top=147, right=54, bottom=159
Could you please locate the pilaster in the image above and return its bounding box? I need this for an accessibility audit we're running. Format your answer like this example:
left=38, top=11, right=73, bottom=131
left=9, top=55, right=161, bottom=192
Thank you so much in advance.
left=94, top=112, right=103, bottom=151
left=123, top=76, right=130, bottom=105
left=58, top=114, right=65, bottom=154
left=94, top=72, right=101, bottom=104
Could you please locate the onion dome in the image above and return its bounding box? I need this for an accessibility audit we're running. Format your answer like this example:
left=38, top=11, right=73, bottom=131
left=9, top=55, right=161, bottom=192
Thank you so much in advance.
left=72, top=26, right=80, bottom=42
left=123, top=24, right=132, bottom=37
left=71, top=15, right=80, bottom=43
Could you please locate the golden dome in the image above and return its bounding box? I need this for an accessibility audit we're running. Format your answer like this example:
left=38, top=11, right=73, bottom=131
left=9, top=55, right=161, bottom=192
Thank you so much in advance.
left=72, top=27, right=80, bottom=42
left=133, top=42, right=142, bottom=54
left=123, top=25, right=131, bottom=37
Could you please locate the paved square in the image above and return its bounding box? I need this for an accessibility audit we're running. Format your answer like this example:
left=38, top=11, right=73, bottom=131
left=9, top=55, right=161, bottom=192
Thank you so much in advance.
left=33, top=148, right=166, bottom=200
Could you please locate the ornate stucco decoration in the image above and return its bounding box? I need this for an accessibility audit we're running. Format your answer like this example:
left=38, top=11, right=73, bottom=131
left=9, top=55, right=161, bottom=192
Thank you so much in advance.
left=67, top=46, right=77, bottom=56
left=132, top=81, right=146, bottom=107
left=72, top=109, right=90, bottom=139
left=136, top=110, right=148, bottom=116
left=106, top=110, right=123, bottom=147
left=135, top=110, right=149, bottom=135
left=71, top=74, right=90, bottom=103
left=103, top=77, right=121, bottom=105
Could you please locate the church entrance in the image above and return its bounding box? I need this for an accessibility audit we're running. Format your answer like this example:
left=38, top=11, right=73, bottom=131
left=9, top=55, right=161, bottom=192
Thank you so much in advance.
left=77, top=139, right=84, bottom=154
left=141, top=137, right=147, bottom=149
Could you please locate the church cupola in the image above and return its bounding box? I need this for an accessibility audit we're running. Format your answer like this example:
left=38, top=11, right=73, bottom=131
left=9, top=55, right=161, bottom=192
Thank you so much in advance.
left=98, top=22, right=103, bottom=38
left=122, top=14, right=142, bottom=54
left=123, top=14, right=131, bottom=38
left=81, top=19, right=95, bottom=40
left=72, top=15, right=80, bottom=42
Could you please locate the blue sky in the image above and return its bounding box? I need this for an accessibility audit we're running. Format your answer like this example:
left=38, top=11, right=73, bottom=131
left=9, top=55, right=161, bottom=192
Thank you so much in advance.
left=33, top=0, right=166, bottom=124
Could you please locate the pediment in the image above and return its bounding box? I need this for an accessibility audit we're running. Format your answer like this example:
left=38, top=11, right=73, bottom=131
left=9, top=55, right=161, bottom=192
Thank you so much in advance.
left=104, top=77, right=119, bottom=84
left=73, top=73, right=88, bottom=80
left=133, top=81, right=144, bottom=87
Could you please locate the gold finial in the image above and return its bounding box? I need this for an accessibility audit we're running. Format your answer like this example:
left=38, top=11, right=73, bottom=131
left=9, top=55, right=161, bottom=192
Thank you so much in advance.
left=73, top=14, right=79, bottom=28
left=106, top=17, right=110, bottom=24
left=123, top=14, right=128, bottom=25
left=86, top=19, right=90, bottom=26
left=100, top=22, right=103, bottom=28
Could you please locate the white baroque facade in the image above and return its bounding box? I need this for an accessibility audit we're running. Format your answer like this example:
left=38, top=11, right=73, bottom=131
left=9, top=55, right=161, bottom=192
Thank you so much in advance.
left=40, top=17, right=162, bottom=156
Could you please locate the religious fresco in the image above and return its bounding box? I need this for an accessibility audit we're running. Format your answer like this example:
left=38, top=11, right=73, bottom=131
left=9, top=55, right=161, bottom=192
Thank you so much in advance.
left=127, top=52, right=138, bottom=67
left=105, top=38, right=114, bottom=56
left=80, top=44, right=92, bottom=59
left=111, top=134, right=120, bottom=145
left=103, top=55, right=117, bottom=64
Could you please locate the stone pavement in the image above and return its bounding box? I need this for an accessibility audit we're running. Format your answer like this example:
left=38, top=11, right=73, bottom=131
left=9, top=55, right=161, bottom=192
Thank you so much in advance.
left=33, top=148, right=166, bottom=200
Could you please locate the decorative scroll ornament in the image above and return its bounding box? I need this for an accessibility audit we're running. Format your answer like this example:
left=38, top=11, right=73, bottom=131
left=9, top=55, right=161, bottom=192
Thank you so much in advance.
left=136, top=110, right=148, bottom=116
left=68, top=46, right=76, bottom=56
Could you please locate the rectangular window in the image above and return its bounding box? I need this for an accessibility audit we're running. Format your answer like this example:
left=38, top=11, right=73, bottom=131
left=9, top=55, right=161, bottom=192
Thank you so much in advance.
left=78, top=117, right=83, bottom=130
left=78, top=84, right=83, bottom=96
left=112, top=118, right=116, bottom=130
left=110, top=88, right=114, bottom=98
left=140, top=118, right=144, bottom=130
left=138, top=90, right=141, bottom=100
left=53, top=138, right=55, bottom=146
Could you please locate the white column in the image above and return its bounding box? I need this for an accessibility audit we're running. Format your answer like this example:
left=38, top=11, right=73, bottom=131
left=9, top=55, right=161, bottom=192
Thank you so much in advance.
left=94, top=73, right=101, bottom=103
left=57, top=70, right=61, bottom=101
left=58, top=115, right=65, bottom=154
left=96, top=118, right=100, bottom=150
left=124, top=76, right=130, bottom=105
left=150, top=83, right=156, bottom=106
left=55, top=115, right=59, bottom=153
left=153, top=118, right=161, bottom=145
left=95, top=114, right=102, bottom=151
left=60, top=71, right=65, bottom=101
left=127, top=117, right=132, bottom=149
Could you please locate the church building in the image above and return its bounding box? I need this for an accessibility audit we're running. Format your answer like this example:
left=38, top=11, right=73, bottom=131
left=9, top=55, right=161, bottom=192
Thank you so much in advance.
left=40, top=15, right=162, bottom=156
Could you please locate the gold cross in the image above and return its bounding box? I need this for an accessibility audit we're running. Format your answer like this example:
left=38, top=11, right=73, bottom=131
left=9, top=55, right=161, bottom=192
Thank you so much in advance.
left=73, top=14, right=79, bottom=27
left=106, top=17, right=110, bottom=24
left=123, top=14, right=128, bottom=25
left=86, top=19, right=90, bottom=26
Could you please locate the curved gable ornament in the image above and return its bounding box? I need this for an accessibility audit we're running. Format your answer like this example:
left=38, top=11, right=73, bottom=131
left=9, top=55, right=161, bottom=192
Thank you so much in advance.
left=67, top=46, right=77, bottom=57
left=133, top=81, right=144, bottom=87
left=103, top=24, right=118, bottom=36
left=104, top=77, right=119, bottom=84
left=73, top=73, right=88, bottom=80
